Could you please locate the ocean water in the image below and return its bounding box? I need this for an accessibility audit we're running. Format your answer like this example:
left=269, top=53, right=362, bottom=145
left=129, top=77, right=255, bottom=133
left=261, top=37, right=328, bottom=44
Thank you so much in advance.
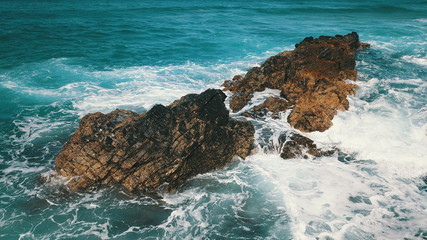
left=1, top=0, right=426, bottom=239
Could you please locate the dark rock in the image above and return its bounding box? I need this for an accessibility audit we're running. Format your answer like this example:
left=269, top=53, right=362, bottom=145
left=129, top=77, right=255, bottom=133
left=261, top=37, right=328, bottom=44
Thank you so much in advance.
left=224, top=32, right=370, bottom=132
left=55, top=89, right=255, bottom=193
left=278, top=132, right=335, bottom=159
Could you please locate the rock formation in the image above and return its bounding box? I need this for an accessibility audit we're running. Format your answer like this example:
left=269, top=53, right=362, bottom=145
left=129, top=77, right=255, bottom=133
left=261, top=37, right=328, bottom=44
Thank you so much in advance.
left=55, top=89, right=254, bottom=193
left=54, top=33, right=369, bottom=194
left=224, top=32, right=370, bottom=132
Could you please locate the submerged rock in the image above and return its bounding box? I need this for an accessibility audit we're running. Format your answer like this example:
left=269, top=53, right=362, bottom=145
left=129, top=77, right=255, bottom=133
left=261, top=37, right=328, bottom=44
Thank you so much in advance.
left=243, top=97, right=291, bottom=119
left=278, top=133, right=335, bottom=160
left=55, top=89, right=254, bottom=193
left=224, top=32, right=370, bottom=132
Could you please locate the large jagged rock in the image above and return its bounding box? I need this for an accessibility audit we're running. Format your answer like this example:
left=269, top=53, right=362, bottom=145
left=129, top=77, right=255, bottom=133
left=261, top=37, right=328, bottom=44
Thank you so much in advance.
left=55, top=89, right=254, bottom=193
left=224, top=32, right=370, bottom=132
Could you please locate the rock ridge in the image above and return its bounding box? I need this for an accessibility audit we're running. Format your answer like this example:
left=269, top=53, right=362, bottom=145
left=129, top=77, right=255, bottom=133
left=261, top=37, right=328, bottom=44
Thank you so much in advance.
left=55, top=89, right=254, bottom=193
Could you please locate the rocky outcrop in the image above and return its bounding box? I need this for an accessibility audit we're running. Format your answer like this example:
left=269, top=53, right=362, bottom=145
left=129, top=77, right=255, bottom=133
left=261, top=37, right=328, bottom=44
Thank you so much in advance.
left=278, top=133, right=335, bottom=159
left=55, top=89, right=254, bottom=193
left=224, top=32, right=370, bottom=132
left=54, top=33, right=369, bottom=195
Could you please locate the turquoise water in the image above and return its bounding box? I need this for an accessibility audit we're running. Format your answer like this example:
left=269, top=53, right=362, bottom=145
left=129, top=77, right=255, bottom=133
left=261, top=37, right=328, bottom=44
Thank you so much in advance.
left=1, top=1, right=427, bottom=239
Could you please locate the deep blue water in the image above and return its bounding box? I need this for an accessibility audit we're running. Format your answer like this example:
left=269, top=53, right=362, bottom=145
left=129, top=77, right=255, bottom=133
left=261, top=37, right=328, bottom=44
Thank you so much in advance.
left=1, top=1, right=426, bottom=239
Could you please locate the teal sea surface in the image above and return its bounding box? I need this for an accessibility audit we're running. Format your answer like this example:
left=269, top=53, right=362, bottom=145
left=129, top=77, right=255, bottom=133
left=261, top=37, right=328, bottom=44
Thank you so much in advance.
left=1, top=0, right=427, bottom=239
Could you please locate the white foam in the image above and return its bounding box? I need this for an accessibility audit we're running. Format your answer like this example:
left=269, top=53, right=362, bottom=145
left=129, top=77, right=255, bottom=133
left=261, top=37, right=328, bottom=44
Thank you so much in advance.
left=415, top=18, right=427, bottom=23
left=158, top=160, right=291, bottom=239
left=7, top=111, right=72, bottom=155
left=1, top=57, right=265, bottom=117
left=367, top=41, right=396, bottom=51
left=39, top=170, right=73, bottom=187
left=67, top=60, right=265, bottom=116
left=79, top=221, right=110, bottom=240
left=249, top=153, right=427, bottom=240
left=307, top=77, right=427, bottom=177
left=3, top=166, right=46, bottom=174
left=225, top=69, right=427, bottom=239
left=402, top=55, right=427, bottom=67
left=0, top=80, right=62, bottom=97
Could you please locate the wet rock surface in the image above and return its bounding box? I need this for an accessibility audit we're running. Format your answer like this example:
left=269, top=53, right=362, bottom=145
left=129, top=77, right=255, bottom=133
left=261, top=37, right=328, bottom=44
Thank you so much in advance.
left=242, top=97, right=291, bottom=119
left=224, top=32, right=369, bottom=132
left=55, top=89, right=254, bottom=193
left=278, top=132, right=335, bottom=160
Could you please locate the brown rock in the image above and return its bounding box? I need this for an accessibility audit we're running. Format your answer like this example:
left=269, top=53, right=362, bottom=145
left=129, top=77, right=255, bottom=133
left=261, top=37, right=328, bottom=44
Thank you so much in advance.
left=55, top=89, right=255, bottom=193
left=359, top=42, right=371, bottom=49
left=253, top=97, right=291, bottom=113
left=287, top=79, right=357, bottom=132
left=243, top=97, right=291, bottom=119
left=224, top=32, right=369, bottom=132
left=278, top=132, right=335, bottom=159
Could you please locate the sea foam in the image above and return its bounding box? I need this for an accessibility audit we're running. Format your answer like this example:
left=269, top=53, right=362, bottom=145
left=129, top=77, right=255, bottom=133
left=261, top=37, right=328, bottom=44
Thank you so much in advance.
left=402, top=55, right=427, bottom=67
